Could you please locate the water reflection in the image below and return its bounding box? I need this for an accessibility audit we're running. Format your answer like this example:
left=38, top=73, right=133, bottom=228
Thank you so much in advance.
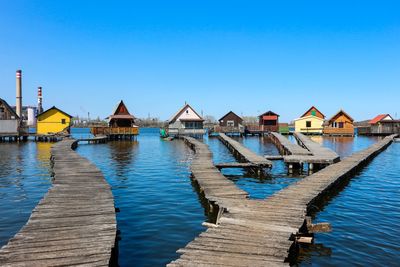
left=76, top=128, right=206, bottom=267
left=0, top=142, right=52, bottom=247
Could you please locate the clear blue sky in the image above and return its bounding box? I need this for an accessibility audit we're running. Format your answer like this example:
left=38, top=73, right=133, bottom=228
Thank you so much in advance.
left=1, top=1, right=399, bottom=122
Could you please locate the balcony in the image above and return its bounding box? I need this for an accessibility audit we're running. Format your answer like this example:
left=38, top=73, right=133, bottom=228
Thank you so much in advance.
left=323, top=127, right=354, bottom=136
left=214, top=126, right=244, bottom=133
left=91, top=126, right=139, bottom=136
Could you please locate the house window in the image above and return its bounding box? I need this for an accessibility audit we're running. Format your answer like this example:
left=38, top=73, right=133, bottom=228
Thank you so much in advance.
left=186, top=110, right=189, bottom=114
left=338, top=122, right=344, bottom=128
left=264, top=120, right=276, bottom=126
left=61, top=119, right=66, bottom=124
left=306, top=121, right=312, bottom=128
left=311, top=110, right=317, bottom=116
left=227, top=120, right=234, bottom=127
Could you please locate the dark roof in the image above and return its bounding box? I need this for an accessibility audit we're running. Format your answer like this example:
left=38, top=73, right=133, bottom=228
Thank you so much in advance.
left=327, top=109, right=354, bottom=123
left=169, top=104, right=204, bottom=123
left=36, top=106, right=72, bottom=118
left=259, top=110, right=279, bottom=118
left=369, top=114, right=393, bottom=124
left=219, top=111, right=243, bottom=122
left=301, top=106, right=325, bottom=118
left=0, top=98, right=19, bottom=119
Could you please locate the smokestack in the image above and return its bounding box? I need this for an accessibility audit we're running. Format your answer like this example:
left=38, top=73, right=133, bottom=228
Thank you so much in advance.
left=16, top=70, right=22, bottom=118
left=38, top=86, right=43, bottom=114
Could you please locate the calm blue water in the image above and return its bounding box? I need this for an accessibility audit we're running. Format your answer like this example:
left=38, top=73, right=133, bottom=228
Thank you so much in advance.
left=0, top=129, right=399, bottom=266
left=0, top=141, right=52, bottom=246
left=299, top=141, right=400, bottom=266
left=205, top=135, right=301, bottom=199
left=74, top=128, right=206, bottom=267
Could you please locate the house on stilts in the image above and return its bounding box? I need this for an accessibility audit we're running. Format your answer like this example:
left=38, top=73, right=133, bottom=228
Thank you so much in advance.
left=164, top=103, right=205, bottom=138
left=91, top=100, right=139, bottom=140
left=294, top=106, right=325, bottom=135
left=323, top=109, right=355, bottom=136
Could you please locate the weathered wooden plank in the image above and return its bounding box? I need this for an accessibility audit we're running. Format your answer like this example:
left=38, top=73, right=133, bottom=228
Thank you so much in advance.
left=0, top=139, right=116, bottom=266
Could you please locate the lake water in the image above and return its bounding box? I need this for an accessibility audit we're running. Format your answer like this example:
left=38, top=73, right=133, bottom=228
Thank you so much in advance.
left=0, top=128, right=399, bottom=266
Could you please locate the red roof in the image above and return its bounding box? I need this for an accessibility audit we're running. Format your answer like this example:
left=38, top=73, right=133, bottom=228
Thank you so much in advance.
left=369, top=114, right=393, bottom=124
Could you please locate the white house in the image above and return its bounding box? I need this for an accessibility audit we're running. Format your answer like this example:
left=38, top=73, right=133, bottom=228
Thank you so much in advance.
left=168, top=104, right=205, bottom=136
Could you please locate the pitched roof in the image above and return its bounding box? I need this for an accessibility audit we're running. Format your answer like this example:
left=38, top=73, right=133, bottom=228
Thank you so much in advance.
left=169, top=104, right=204, bottom=123
left=37, top=106, right=72, bottom=118
left=369, top=114, right=393, bottom=124
left=219, top=111, right=243, bottom=122
left=0, top=98, right=19, bottom=119
left=294, top=114, right=325, bottom=121
left=259, top=110, right=279, bottom=117
left=300, top=106, right=325, bottom=119
left=107, top=100, right=135, bottom=120
left=327, top=109, right=354, bottom=123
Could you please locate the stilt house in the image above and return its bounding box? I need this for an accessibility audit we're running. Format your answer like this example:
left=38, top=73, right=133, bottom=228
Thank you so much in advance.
left=294, top=106, right=325, bottom=134
left=323, top=110, right=354, bottom=136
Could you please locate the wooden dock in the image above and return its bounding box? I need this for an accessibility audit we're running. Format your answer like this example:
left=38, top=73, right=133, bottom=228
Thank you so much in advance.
left=77, top=135, right=108, bottom=144
left=268, top=132, right=311, bottom=156
left=218, top=133, right=273, bottom=169
left=183, top=137, right=249, bottom=204
left=283, top=133, right=340, bottom=171
left=0, top=139, right=117, bottom=266
left=268, top=132, right=340, bottom=172
left=168, top=134, right=397, bottom=266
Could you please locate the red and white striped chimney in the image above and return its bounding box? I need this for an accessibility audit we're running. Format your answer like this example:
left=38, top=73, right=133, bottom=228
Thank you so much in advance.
left=16, top=70, right=22, bottom=118
left=38, top=86, right=43, bottom=114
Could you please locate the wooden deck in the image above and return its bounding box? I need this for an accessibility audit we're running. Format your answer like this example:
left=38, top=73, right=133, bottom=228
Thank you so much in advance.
left=182, top=137, right=249, bottom=203
left=0, top=139, right=117, bottom=266
left=77, top=135, right=108, bottom=144
left=168, top=134, right=397, bottom=266
left=284, top=133, right=340, bottom=165
left=268, top=132, right=311, bottom=156
left=218, top=133, right=273, bottom=168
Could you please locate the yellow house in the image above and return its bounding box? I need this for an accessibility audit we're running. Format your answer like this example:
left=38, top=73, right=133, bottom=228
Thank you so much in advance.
left=36, top=106, right=72, bottom=135
left=294, top=106, right=325, bottom=134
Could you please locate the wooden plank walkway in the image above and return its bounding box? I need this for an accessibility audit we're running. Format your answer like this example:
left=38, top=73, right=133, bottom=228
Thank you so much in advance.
left=0, top=139, right=117, bottom=267
left=215, top=162, right=264, bottom=169
left=218, top=133, right=272, bottom=168
left=168, top=134, right=397, bottom=266
left=77, top=135, right=108, bottom=144
left=269, top=132, right=311, bottom=156
left=287, top=132, right=340, bottom=164
left=183, top=137, right=248, bottom=205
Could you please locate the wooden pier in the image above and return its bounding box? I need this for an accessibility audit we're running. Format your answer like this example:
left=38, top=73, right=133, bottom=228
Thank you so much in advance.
left=268, top=132, right=311, bottom=156
left=218, top=133, right=273, bottom=171
left=77, top=135, right=108, bottom=144
left=0, top=139, right=117, bottom=266
left=168, top=134, right=397, bottom=266
left=0, top=134, right=28, bottom=142
left=268, top=132, right=340, bottom=172
left=183, top=137, right=249, bottom=204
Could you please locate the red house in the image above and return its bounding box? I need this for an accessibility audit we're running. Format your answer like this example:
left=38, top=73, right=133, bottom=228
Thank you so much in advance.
left=259, top=111, right=279, bottom=132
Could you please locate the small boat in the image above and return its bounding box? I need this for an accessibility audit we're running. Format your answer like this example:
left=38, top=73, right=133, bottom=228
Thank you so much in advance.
left=160, top=128, right=173, bottom=140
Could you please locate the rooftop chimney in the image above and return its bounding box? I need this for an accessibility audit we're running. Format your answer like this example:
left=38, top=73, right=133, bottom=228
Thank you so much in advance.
left=16, top=70, right=22, bottom=118
left=38, top=86, right=43, bottom=114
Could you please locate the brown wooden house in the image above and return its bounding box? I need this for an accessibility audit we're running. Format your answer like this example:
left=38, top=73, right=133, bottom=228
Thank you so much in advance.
left=91, top=100, right=139, bottom=139
left=107, top=100, right=136, bottom=127
left=259, top=111, right=279, bottom=132
left=323, top=109, right=354, bottom=136
left=216, top=111, right=244, bottom=134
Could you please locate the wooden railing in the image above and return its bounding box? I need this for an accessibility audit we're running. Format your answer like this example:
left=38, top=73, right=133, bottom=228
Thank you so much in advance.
left=91, top=127, right=139, bottom=136
left=214, top=126, right=244, bottom=133
left=323, top=127, right=354, bottom=136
